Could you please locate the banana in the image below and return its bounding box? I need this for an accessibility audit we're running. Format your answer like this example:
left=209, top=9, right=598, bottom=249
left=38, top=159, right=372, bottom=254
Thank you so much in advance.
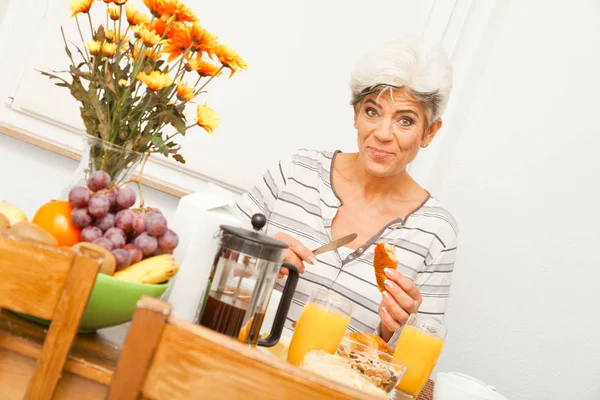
left=113, top=254, right=179, bottom=284
left=0, top=201, right=28, bottom=226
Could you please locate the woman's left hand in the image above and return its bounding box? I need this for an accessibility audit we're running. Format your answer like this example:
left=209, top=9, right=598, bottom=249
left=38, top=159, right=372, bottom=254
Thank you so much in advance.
left=378, top=268, right=422, bottom=341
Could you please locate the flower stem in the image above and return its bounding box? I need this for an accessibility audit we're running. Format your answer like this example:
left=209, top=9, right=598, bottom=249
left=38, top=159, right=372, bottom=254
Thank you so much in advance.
left=194, top=65, right=224, bottom=94
left=75, top=15, right=91, bottom=63
left=135, top=152, right=152, bottom=208
left=60, top=27, right=77, bottom=68
left=117, top=5, right=123, bottom=38
left=87, top=12, right=94, bottom=39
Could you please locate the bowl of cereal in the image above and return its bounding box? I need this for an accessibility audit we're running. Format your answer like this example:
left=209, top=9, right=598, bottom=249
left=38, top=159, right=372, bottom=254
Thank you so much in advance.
left=337, top=338, right=407, bottom=393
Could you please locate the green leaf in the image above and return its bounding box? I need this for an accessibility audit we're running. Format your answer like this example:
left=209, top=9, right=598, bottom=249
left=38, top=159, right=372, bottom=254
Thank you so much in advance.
left=166, top=113, right=186, bottom=134
left=70, top=42, right=89, bottom=65
left=62, top=35, right=73, bottom=60
left=96, top=25, right=106, bottom=42
left=150, top=136, right=169, bottom=156
left=172, top=153, right=186, bottom=164
left=69, top=80, right=89, bottom=102
left=39, top=70, right=69, bottom=85
left=104, top=60, right=117, bottom=96
left=97, top=120, right=110, bottom=140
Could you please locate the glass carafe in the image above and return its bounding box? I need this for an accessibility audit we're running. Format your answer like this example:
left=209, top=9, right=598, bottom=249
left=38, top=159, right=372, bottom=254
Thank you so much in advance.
left=197, top=214, right=299, bottom=347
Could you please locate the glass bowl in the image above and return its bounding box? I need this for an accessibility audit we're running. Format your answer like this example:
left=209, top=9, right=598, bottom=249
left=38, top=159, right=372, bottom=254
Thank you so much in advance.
left=337, top=338, right=407, bottom=393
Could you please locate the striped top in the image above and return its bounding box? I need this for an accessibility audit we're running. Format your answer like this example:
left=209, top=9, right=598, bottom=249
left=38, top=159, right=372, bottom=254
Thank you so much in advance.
left=235, top=149, right=459, bottom=347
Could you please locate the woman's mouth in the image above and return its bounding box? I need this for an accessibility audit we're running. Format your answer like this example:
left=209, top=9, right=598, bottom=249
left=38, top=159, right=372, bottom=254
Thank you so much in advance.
left=368, top=146, right=394, bottom=159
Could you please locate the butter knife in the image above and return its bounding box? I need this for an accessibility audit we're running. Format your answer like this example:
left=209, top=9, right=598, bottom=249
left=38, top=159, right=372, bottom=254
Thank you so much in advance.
left=312, top=233, right=358, bottom=256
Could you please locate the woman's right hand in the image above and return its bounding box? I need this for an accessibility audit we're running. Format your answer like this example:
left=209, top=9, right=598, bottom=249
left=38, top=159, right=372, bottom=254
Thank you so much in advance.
left=273, top=232, right=316, bottom=278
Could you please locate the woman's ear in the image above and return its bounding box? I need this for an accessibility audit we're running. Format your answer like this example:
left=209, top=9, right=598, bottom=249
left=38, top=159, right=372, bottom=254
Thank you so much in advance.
left=421, top=119, right=443, bottom=148
left=353, top=106, right=359, bottom=129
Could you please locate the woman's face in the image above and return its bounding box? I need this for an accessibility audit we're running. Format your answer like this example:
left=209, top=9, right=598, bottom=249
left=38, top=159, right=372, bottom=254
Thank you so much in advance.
left=354, top=88, right=442, bottom=178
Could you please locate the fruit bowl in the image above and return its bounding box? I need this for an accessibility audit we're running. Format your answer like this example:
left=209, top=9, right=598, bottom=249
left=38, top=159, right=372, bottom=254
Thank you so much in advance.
left=19, top=273, right=168, bottom=332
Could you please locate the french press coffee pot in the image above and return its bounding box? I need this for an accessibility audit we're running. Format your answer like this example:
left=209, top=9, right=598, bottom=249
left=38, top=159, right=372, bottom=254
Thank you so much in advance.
left=196, top=213, right=299, bottom=347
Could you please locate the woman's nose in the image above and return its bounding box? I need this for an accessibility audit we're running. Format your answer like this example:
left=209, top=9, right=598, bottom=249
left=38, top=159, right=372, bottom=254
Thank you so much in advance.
left=373, top=119, right=395, bottom=142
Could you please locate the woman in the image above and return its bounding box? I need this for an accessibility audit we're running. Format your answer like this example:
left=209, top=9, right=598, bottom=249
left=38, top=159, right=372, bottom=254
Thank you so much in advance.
left=236, top=37, right=458, bottom=347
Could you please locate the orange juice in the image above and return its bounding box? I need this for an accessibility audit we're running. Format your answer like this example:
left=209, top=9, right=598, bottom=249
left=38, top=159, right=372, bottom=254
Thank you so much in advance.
left=393, top=325, right=445, bottom=396
left=287, top=302, right=351, bottom=366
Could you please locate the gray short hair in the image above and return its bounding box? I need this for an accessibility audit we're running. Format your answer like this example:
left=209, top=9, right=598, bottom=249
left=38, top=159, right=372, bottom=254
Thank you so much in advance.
left=349, top=37, right=453, bottom=124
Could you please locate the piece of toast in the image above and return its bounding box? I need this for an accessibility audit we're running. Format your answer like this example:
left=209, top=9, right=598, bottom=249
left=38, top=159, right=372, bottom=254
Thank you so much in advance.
left=373, top=242, right=397, bottom=292
left=344, top=332, right=393, bottom=356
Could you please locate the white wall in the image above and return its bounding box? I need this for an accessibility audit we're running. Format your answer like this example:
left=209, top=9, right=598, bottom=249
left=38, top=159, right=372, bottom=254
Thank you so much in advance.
left=1, top=0, right=445, bottom=193
left=1, top=1, right=599, bottom=399
left=435, top=1, right=600, bottom=399
left=0, top=2, right=8, bottom=26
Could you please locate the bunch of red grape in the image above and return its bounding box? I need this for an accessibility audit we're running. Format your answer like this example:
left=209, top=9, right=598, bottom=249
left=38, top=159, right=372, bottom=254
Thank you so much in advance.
left=69, top=171, right=179, bottom=270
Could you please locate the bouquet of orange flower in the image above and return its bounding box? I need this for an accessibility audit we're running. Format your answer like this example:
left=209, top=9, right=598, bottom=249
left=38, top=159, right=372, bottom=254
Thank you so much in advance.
left=43, top=0, right=246, bottom=182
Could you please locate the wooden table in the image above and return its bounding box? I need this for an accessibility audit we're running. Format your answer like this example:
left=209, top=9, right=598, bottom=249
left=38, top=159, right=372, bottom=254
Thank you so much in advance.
left=0, top=309, right=435, bottom=400
left=0, top=310, right=127, bottom=399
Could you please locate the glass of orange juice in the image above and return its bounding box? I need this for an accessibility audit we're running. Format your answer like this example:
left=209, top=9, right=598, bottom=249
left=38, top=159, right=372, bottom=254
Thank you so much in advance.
left=393, top=314, right=447, bottom=398
left=287, top=287, right=352, bottom=366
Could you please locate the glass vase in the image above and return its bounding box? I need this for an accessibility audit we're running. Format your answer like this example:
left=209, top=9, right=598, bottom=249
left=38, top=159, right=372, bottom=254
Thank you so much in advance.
left=58, top=134, right=145, bottom=199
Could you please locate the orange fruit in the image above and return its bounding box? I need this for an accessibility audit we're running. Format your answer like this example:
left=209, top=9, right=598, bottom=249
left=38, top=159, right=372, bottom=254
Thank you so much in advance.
left=32, top=200, right=80, bottom=246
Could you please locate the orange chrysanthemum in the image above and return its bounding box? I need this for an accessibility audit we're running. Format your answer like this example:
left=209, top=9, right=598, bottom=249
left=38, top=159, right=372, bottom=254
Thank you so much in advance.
left=190, top=23, right=218, bottom=56
left=133, top=45, right=161, bottom=61
left=125, top=5, right=149, bottom=26
left=139, top=28, right=163, bottom=46
left=105, top=29, right=126, bottom=42
left=186, top=57, right=222, bottom=77
left=113, top=0, right=128, bottom=4
left=70, top=0, right=93, bottom=16
left=137, top=71, right=173, bottom=91
left=101, top=41, right=117, bottom=56
left=108, top=6, right=121, bottom=20
left=159, top=0, right=197, bottom=23
left=149, top=19, right=167, bottom=37
left=143, top=0, right=164, bottom=18
left=163, top=23, right=192, bottom=61
left=213, top=44, right=247, bottom=77
left=131, top=23, right=146, bottom=39
left=196, top=104, right=219, bottom=133
left=105, top=29, right=115, bottom=41
left=176, top=81, right=195, bottom=102
left=87, top=40, right=102, bottom=55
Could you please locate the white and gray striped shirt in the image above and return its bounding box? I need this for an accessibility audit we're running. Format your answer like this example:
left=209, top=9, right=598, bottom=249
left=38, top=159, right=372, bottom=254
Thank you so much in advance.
left=236, top=149, right=458, bottom=347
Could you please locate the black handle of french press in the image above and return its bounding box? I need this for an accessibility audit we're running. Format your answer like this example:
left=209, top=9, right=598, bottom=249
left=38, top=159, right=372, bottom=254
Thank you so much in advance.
left=257, top=261, right=299, bottom=348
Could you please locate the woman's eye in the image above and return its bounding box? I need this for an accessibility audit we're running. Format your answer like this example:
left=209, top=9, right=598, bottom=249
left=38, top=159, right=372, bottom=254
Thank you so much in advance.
left=366, top=108, right=378, bottom=117
left=398, top=118, right=413, bottom=126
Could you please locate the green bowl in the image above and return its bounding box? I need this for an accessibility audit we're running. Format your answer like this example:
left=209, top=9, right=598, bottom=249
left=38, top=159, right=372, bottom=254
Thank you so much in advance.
left=19, top=273, right=168, bottom=332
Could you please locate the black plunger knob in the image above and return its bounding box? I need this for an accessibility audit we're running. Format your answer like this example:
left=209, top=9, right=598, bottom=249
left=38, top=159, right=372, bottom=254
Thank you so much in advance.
left=251, top=213, right=267, bottom=231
